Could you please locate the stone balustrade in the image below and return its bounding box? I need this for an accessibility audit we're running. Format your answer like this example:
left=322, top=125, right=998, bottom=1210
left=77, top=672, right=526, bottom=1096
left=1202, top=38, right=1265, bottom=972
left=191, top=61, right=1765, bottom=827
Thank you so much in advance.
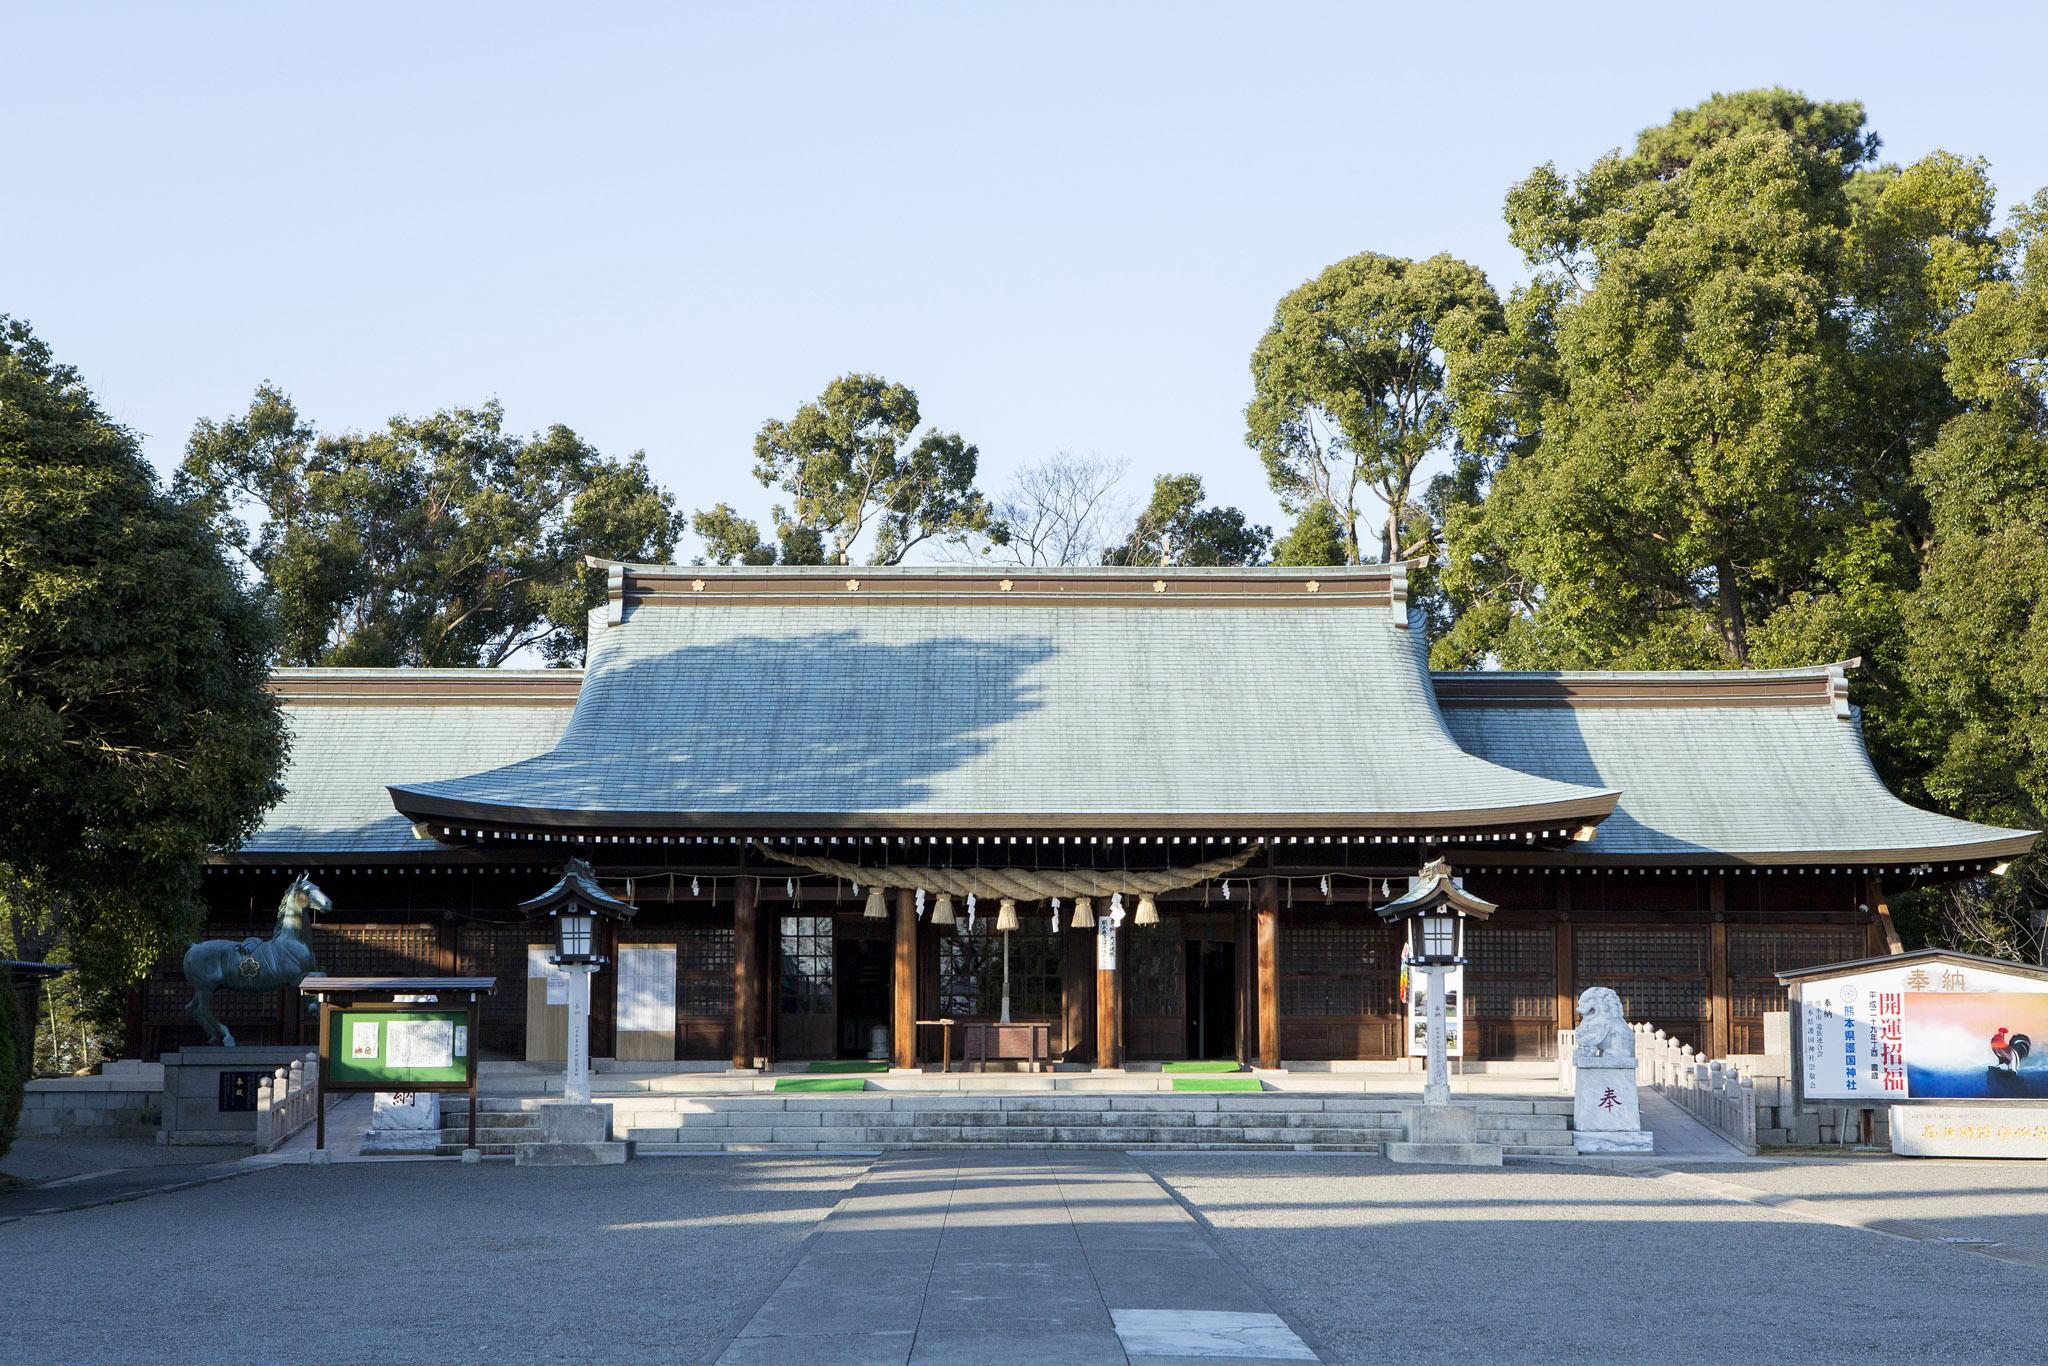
left=254, top=1051, right=320, bottom=1153
left=1629, top=1022, right=1758, bottom=1152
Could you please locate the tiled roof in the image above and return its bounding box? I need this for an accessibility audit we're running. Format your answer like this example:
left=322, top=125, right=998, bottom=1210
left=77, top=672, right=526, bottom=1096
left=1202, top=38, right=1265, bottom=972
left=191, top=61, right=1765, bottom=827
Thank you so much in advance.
left=388, top=566, right=1616, bottom=833
left=236, top=669, right=577, bottom=856
left=1436, top=667, right=2037, bottom=865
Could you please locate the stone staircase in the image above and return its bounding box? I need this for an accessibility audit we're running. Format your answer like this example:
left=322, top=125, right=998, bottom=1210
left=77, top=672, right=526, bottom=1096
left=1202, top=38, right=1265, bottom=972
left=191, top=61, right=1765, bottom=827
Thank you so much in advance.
left=446, top=1093, right=1575, bottom=1158
left=420, top=1101, right=546, bottom=1157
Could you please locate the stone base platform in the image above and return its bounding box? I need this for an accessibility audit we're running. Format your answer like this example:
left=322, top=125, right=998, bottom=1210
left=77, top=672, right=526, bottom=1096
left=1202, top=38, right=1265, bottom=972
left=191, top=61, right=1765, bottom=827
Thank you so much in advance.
left=1384, top=1104, right=1506, bottom=1167
left=512, top=1101, right=632, bottom=1167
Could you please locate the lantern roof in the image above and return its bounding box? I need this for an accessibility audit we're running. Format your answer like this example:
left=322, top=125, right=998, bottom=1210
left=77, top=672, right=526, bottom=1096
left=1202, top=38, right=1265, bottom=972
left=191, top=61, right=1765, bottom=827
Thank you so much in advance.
left=517, top=858, right=637, bottom=922
left=1375, top=859, right=1497, bottom=923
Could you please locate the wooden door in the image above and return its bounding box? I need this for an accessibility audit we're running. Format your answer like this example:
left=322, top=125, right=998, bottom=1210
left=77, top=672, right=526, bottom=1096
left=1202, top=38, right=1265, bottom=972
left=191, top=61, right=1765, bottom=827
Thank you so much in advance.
left=776, top=915, right=836, bottom=1059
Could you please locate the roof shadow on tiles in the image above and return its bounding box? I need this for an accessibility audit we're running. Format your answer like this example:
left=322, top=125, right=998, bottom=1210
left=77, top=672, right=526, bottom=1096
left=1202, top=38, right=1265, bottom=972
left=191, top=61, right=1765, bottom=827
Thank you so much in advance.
left=393, top=630, right=1057, bottom=824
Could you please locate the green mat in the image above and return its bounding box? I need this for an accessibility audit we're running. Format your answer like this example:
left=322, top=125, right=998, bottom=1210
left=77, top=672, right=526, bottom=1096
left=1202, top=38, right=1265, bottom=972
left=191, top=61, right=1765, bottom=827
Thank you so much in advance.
left=775, top=1076, right=868, bottom=1093
left=804, top=1061, right=889, bottom=1074
left=1171, top=1077, right=1263, bottom=1093
left=1162, top=1060, right=1241, bottom=1074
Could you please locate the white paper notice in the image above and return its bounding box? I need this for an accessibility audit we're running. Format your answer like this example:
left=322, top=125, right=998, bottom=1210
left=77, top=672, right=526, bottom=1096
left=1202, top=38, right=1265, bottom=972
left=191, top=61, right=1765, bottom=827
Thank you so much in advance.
left=385, top=1018, right=454, bottom=1069
left=351, top=1021, right=379, bottom=1060
left=617, top=945, right=677, bottom=1034
left=529, top=945, right=570, bottom=1005
left=454, top=1025, right=469, bottom=1058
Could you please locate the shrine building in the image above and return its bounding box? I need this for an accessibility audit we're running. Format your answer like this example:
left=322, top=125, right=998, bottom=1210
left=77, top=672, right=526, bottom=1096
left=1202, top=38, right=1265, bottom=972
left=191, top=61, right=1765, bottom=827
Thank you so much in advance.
left=129, top=563, right=2038, bottom=1069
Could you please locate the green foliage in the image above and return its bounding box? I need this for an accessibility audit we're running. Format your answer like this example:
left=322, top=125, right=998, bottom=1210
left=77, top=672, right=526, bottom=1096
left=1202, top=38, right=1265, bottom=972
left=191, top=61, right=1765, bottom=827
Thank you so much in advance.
left=178, top=386, right=683, bottom=666
left=735, top=374, right=996, bottom=565
left=0, top=968, right=22, bottom=1163
left=690, top=502, right=778, bottom=565
left=0, top=318, right=287, bottom=998
left=1104, top=474, right=1271, bottom=567
left=1900, top=190, right=2048, bottom=834
left=1271, top=500, right=1349, bottom=567
left=1245, top=252, right=1501, bottom=566
left=1434, top=91, right=2002, bottom=696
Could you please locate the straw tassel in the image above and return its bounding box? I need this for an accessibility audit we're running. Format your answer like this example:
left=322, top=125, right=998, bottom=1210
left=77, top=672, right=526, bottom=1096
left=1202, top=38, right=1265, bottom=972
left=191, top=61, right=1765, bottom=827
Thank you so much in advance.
left=1134, top=893, right=1159, bottom=927
left=995, top=897, right=1019, bottom=932
left=1072, top=896, right=1095, bottom=929
left=863, top=885, right=887, bottom=920
left=932, top=894, right=956, bottom=926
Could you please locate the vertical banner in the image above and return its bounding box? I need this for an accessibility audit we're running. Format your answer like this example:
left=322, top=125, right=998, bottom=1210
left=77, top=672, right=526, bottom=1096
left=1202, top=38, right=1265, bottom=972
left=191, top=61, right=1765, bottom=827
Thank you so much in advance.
left=1096, top=915, right=1117, bottom=970
left=1407, top=966, right=1465, bottom=1059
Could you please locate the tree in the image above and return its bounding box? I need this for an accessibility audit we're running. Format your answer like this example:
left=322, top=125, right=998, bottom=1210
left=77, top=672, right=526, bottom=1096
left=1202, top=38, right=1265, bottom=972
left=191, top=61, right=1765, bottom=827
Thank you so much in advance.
left=1900, top=190, right=2048, bottom=837
left=178, top=386, right=683, bottom=667
left=978, top=452, right=1130, bottom=567
left=0, top=967, right=24, bottom=1164
left=1435, top=90, right=2001, bottom=682
left=0, top=318, right=287, bottom=1038
left=722, top=374, right=996, bottom=565
left=1105, top=474, right=1271, bottom=567
left=1271, top=501, right=1349, bottom=567
left=1246, top=252, right=1502, bottom=566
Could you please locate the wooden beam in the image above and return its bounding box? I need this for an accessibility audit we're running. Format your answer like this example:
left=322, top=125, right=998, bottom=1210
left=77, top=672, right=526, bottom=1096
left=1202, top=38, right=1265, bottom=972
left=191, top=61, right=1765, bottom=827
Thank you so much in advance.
left=1256, top=876, right=1280, bottom=1070
left=1709, top=875, right=1730, bottom=1060
left=1063, top=924, right=1094, bottom=1063
left=893, top=888, right=918, bottom=1069
left=1096, top=923, right=1123, bottom=1069
left=1554, top=874, right=1575, bottom=1042
left=732, top=876, right=759, bottom=1069
left=1866, top=874, right=1902, bottom=955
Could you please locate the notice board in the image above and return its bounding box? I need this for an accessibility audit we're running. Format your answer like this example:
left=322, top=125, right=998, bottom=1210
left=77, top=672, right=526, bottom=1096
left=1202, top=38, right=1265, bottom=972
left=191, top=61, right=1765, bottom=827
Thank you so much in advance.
left=325, top=1008, right=473, bottom=1087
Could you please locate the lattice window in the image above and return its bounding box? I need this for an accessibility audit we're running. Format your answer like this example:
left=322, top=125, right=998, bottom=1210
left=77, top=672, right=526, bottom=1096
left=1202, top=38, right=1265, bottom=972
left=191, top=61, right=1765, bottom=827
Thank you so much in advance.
left=310, top=923, right=439, bottom=978
left=938, top=920, right=1060, bottom=1017
left=1470, top=985, right=1556, bottom=1019
left=679, top=924, right=735, bottom=1017
left=1465, top=925, right=1555, bottom=1021
left=1576, top=928, right=1706, bottom=977
left=1733, top=981, right=1788, bottom=1016
left=1279, top=922, right=1397, bottom=1018
left=455, top=923, right=532, bottom=1057
left=1606, top=980, right=1708, bottom=1020
left=1729, top=928, right=1867, bottom=979
left=778, top=917, right=834, bottom=1016
left=1127, top=930, right=1183, bottom=1017
left=1466, top=925, right=1554, bottom=975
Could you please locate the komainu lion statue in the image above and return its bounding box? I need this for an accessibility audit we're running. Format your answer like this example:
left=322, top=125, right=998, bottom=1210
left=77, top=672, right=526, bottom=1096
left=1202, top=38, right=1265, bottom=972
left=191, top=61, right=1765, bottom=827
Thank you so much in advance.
left=1573, top=987, right=1634, bottom=1064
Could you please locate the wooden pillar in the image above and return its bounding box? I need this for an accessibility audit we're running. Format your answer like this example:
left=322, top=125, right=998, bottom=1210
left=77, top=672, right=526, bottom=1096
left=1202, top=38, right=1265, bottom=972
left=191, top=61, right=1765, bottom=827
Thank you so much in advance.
left=1709, top=875, right=1730, bottom=1060
left=1235, top=903, right=1252, bottom=1068
left=1255, top=876, right=1280, bottom=1070
left=1866, top=874, right=1902, bottom=955
left=1062, top=924, right=1094, bottom=1062
left=1095, top=921, right=1123, bottom=1069
left=436, top=917, right=459, bottom=975
left=1554, top=875, right=1575, bottom=1039
left=892, top=889, right=919, bottom=1069
left=591, top=918, right=618, bottom=1061
left=732, top=877, right=759, bottom=1069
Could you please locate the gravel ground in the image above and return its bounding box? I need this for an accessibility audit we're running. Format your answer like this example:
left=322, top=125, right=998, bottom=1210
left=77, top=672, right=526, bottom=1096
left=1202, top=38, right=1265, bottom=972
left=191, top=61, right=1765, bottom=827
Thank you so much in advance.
left=1143, top=1155, right=2048, bottom=1365
left=1691, top=1156, right=2048, bottom=1261
left=2, top=1155, right=868, bottom=1365
left=2, top=1134, right=247, bottom=1183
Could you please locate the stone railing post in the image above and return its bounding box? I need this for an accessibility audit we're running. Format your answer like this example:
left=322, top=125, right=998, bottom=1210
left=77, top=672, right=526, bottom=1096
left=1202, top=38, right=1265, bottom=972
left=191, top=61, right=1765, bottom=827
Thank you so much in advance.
left=256, top=1076, right=275, bottom=1147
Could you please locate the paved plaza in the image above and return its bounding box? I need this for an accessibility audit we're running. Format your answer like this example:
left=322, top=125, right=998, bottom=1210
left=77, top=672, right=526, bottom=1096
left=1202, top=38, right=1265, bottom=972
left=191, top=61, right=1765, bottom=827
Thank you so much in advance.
left=9, top=1141, right=2048, bottom=1364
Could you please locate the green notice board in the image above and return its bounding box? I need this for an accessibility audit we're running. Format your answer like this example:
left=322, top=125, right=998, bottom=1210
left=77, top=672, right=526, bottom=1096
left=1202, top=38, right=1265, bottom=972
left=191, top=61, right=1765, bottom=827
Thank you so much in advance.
left=325, top=1008, right=473, bottom=1086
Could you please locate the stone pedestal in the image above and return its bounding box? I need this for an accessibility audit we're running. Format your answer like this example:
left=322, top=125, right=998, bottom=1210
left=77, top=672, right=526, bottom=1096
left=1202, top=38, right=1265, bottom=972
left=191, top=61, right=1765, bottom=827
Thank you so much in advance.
left=159, top=1046, right=315, bottom=1146
left=1891, top=1105, right=2048, bottom=1158
left=360, top=1090, right=442, bottom=1154
left=1385, top=1104, right=1503, bottom=1166
left=1574, top=1060, right=1653, bottom=1154
left=514, top=1101, right=631, bottom=1166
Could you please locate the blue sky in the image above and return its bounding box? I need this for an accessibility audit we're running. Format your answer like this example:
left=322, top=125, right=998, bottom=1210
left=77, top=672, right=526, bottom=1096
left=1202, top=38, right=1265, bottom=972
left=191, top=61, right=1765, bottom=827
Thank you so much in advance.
left=9, top=3, right=2046, bottom=559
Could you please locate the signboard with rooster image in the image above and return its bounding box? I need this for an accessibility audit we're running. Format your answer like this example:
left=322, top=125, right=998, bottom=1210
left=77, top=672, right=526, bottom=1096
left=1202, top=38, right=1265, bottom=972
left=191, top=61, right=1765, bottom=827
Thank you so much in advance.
left=1789, top=954, right=2048, bottom=1101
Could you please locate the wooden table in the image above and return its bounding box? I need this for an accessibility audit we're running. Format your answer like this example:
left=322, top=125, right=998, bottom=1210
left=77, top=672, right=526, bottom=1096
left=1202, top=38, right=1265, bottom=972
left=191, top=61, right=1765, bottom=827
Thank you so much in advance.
left=958, top=1021, right=1052, bottom=1073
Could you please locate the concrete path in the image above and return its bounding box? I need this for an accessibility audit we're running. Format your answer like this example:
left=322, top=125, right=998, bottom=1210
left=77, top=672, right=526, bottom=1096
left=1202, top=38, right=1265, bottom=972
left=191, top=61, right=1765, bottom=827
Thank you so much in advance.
left=1634, top=1090, right=1750, bottom=1159
left=717, top=1151, right=1322, bottom=1365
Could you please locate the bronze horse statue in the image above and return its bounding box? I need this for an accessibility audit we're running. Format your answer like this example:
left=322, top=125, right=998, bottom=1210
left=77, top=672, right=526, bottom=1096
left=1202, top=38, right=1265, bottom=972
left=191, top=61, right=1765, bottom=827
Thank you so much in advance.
left=182, top=872, right=328, bottom=1046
